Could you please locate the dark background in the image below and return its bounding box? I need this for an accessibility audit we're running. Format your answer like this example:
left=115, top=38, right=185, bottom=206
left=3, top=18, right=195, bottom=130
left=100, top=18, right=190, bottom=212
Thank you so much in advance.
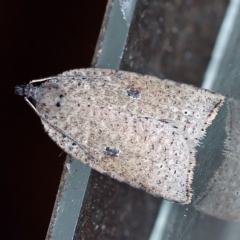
left=1, top=1, right=107, bottom=239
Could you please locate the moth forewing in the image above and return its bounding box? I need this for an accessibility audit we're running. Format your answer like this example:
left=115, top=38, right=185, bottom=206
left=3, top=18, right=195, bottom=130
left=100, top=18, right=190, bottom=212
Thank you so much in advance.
left=16, top=68, right=225, bottom=204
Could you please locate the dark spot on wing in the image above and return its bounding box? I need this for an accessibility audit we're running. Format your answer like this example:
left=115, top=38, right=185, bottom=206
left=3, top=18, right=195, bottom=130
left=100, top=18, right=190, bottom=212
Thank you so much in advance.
left=104, top=147, right=119, bottom=157
left=88, top=155, right=95, bottom=161
left=126, top=87, right=140, bottom=98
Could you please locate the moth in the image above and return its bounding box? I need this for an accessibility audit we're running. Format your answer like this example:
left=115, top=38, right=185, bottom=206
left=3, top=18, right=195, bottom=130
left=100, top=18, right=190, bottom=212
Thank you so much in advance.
left=15, top=68, right=225, bottom=204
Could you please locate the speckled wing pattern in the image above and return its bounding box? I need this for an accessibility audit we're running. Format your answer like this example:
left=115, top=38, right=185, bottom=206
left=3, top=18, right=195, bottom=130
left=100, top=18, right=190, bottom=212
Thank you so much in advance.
left=33, top=68, right=224, bottom=204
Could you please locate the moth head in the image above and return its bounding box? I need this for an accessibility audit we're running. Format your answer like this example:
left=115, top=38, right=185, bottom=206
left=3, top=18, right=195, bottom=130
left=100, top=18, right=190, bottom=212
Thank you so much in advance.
left=15, top=84, right=39, bottom=105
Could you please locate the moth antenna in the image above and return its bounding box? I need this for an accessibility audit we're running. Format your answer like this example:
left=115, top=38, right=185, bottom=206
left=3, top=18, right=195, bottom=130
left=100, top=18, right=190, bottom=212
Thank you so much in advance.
left=43, top=118, right=91, bottom=157
left=24, top=97, right=41, bottom=117
left=30, top=77, right=54, bottom=83
left=27, top=101, right=92, bottom=157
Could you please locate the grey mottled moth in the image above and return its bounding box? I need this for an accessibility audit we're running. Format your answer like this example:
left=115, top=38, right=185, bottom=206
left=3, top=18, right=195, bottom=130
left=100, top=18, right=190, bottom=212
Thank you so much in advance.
left=15, top=68, right=225, bottom=204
